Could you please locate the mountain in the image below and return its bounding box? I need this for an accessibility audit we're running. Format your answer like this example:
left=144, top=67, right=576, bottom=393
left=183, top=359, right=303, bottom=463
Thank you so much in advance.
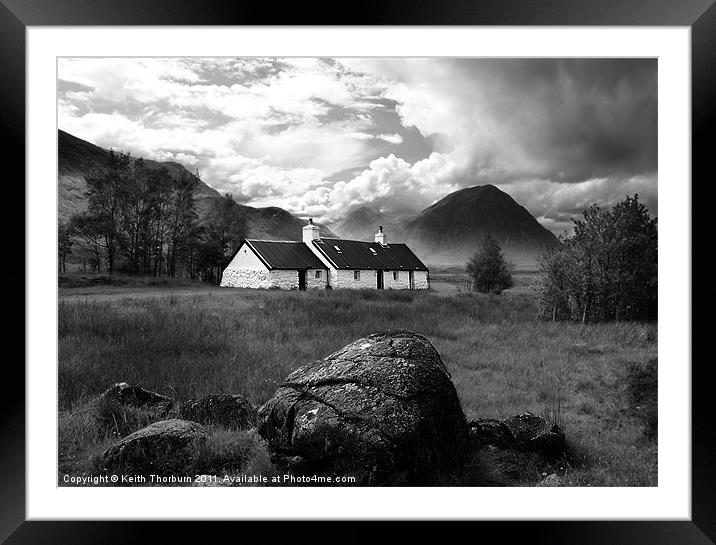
left=402, top=184, right=558, bottom=267
left=242, top=206, right=334, bottom=240
left=329, top=185, right=558, bottom=267
left=57, top=130, right=334, bottom=240
left=328, top=206, right=400, bottom=242
left=58, top=129, right=223, bottom=222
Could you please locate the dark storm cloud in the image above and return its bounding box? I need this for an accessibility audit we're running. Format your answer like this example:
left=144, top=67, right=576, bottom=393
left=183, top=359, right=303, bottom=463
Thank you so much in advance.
left=367, top=104, right=433, bottom=164
left=452, top=58, right=657, bottom=184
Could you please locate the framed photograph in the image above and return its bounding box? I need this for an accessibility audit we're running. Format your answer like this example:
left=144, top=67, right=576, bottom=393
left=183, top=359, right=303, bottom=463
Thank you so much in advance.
left=6, top=0, right=714, bottom=542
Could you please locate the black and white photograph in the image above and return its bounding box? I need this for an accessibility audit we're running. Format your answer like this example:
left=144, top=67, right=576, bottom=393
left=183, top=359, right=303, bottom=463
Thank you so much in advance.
left=56, top=56, right=658, bottom=488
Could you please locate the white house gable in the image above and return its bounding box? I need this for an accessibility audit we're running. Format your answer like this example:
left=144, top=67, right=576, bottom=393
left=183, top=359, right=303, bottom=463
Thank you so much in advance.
left=227, top=241, right=269, bottom=271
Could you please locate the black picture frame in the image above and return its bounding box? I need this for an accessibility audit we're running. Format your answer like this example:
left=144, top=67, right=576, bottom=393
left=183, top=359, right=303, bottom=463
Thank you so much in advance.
left=4, top=1, right=714, bottom=543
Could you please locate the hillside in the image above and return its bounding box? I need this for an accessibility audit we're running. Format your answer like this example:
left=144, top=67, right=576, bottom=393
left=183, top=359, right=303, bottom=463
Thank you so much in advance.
left=57, top=130, right=334, bottom=240
left=403, top=184, right=558, bottom=267
left=328, top=206, right=402, bottom=242
left=330, top=185, right=558, bottom=268
left=58, top=129, right=222, bottom=222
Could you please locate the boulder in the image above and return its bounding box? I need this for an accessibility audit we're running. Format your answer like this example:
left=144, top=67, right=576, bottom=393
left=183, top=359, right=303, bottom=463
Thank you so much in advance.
left=99, top=419, right=207, bottom=475
left=467, top=418, right=518, bottom=451
left=257, top=330, right=470, bottom=485
left=502, top=412, right=565, bottom=458
left=174, top=394, right=256, bottom=429
left=100, top=382, right=173, bottom=416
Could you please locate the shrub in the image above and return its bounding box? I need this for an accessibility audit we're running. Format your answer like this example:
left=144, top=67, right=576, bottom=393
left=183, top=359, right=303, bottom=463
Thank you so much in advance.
left=466, top=235, right=514, bottom=295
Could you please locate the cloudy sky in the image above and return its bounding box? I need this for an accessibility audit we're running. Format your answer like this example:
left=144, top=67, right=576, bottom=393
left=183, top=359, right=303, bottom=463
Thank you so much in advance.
left=58, top=57, right=657, bottom=234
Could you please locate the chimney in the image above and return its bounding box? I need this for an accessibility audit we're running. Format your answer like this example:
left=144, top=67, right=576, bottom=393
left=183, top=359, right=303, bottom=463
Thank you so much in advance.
left=374, top=225, right=387, bottom=245
left=303, top=218, right=320, bottom=244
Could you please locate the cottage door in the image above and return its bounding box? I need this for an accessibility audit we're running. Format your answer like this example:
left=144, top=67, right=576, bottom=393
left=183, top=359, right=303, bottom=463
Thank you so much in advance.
left=376, top=270, right=384, bottom=289
left=409, top=271, right=414, bottom=290
left=298, top=270, right=306, bottom=291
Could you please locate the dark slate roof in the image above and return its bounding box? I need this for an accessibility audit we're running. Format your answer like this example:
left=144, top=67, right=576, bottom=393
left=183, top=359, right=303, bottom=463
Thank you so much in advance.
left=311, top=238, right=428, bottom=271
left=245, top=240, right=327, bottom=270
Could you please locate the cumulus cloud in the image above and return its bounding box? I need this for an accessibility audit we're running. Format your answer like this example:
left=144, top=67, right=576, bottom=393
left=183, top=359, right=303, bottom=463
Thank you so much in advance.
left=58, top=57, right=657, bottom=233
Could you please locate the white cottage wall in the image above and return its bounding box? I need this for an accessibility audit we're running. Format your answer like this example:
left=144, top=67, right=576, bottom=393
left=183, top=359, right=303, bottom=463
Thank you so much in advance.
left=383, top=270, right=411, bottom=290
left=221, top=242, right=303, bottom=289
left=413, top=270, right=430, bottom=289
left=306, top=269, right=328, bottom=289
left=221, top=242, right=271, bottom=288
left=331, top=269, right=379, bottom=289
left=268, top=270, right=300, bottom=290
left=221, top=267, right=271, bottom=288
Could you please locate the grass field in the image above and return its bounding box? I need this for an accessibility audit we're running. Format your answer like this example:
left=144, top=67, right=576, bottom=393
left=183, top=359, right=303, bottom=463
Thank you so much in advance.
left=58, top=285, right=657, bottom=486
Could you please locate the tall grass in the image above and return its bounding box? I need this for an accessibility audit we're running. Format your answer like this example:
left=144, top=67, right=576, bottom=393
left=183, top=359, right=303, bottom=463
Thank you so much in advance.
left=59, top=288, right=657, bottom=486
left=58, top=289, right=537, bottom=409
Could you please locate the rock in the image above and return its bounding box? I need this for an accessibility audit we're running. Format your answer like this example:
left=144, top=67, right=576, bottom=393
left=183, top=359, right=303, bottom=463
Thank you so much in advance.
left=467, top=418, right=518, bottom=450
left=174, top=394, right=256, bottom=429
left=101, top=382, right=173, bottom=416
left=502, top=412, right=565, bottom=458
left=99, top=419, right=207, bottom=475
left=257, top=330, right=469, bottom=485
left=536, top=473, right=562, bottom=487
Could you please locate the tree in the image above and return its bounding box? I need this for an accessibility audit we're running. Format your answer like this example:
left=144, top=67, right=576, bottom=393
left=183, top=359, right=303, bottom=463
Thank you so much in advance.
left=537, top=195, right=657, bottom=322
left=466, top=234, right=514, bottom=294
left=70, top=212, right=106, bottom=273
left=64, top=149, right=243, bottom=283
left=116, top=158, right=182, bottom=275
left=58, top=220, right=74, bottom=273
left=165, top=170, right=200, bottom=277
left=84, top=150, right=132, bottom=274
left=195, top=194, right=248, bottom=284
left=535, top=241, right=570, bottom=321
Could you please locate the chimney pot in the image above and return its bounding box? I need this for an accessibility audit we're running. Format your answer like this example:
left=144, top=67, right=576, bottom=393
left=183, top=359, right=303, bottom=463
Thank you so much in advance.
left=375, top=225, right=387, bottom=245
left=303, top=218, right=320, bottom=243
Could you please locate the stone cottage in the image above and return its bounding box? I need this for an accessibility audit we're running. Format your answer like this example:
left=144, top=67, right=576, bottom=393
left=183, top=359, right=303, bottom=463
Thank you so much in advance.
left=220, top=220, right=429, bottom=290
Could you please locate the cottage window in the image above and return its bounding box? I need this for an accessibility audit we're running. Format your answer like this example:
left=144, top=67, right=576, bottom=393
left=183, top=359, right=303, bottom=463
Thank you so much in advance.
left=315, top=270, right=322, bottom=278
left=393, top=271, right=399, bottom=281
left=354, top=270, right=360, bottom=281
